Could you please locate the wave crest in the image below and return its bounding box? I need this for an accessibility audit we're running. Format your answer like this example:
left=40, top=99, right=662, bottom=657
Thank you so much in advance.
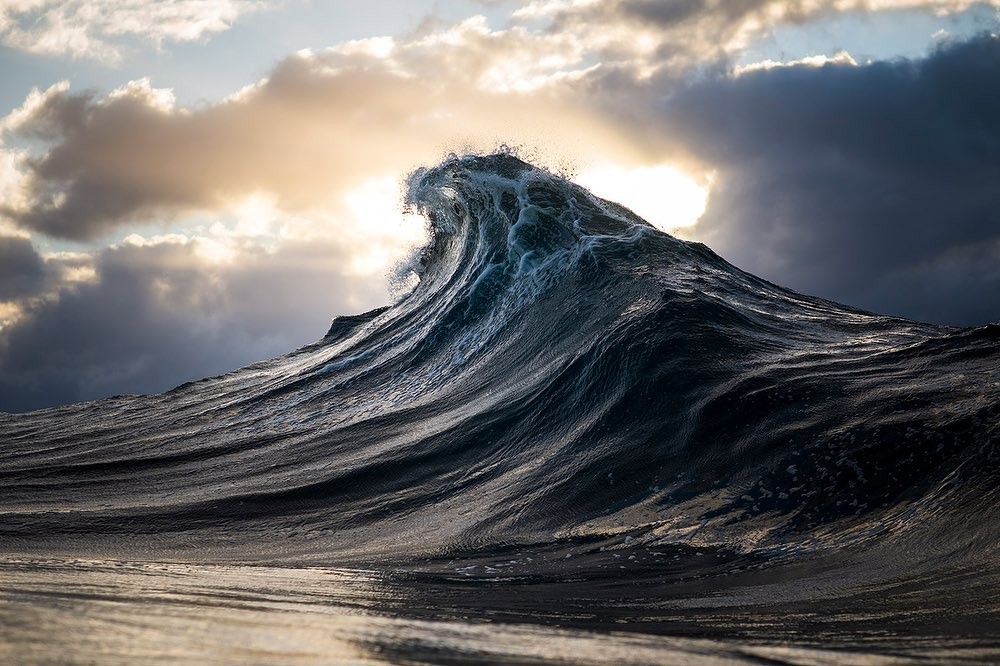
left=0, top=154, right=998, bottom=578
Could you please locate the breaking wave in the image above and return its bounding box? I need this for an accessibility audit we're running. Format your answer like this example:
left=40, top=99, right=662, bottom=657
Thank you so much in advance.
left=2, top=154, right=999, bottom=648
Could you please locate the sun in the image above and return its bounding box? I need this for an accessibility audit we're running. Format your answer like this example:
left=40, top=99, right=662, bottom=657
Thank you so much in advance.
left=576, top=163, right=711, bottom=234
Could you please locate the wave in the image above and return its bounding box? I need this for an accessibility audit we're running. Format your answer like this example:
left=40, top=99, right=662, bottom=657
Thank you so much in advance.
left=1, top=153, right=998, bottom=591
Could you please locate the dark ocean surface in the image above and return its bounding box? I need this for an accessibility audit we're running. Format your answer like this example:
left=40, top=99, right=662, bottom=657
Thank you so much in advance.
left=2, top=154, right=999, bottom=663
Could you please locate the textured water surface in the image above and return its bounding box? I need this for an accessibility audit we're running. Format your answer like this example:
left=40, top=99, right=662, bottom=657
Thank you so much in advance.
left=1, top=154, right=998, bottom=662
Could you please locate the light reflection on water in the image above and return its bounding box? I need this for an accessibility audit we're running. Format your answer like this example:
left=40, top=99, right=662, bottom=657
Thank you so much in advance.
left=1, top=558, right=996, bottom=665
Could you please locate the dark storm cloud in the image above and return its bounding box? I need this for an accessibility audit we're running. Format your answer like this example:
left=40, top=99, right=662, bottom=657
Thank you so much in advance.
left=0, top=239, right=387, bottom=412
left=669, top=34, right=1000, bottom=325
left=0, top=235, right=44, bottom=300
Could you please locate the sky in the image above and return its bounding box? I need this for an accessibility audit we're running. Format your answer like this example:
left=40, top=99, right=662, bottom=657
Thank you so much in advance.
left=1, top=0, right=999, bottom=412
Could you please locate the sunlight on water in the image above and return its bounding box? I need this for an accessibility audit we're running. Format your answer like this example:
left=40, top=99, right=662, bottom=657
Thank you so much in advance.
left=2, top=559, right=988, bottom=665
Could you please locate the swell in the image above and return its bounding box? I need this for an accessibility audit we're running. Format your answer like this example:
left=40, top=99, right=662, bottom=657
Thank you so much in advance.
left=0, top=154, right=997, bottom=577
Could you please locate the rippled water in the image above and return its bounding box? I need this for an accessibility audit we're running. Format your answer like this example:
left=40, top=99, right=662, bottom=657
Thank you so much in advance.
left=3, top=557, right=997, bottom=664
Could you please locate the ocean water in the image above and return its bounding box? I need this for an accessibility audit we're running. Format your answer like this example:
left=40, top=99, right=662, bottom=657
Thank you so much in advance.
left=2, top=154, right=998, bottom=663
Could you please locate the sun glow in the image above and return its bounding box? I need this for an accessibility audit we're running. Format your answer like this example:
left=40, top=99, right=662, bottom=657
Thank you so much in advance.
left=341, top=175, right=428, bottom=276
left=576, top=163, right=711, bottom=233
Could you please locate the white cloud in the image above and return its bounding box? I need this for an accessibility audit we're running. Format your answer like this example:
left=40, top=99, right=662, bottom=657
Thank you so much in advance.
left=508, top=0, right=1000, bottom=77
left=0, top=147, right=27, bottom=220
left=0, top=80, right=71, bottom=135
left=0, top=0, right=270, bottom=62
left=106, top=78, right=177, bottom=111
left=734, top=50, right=858, bottom=75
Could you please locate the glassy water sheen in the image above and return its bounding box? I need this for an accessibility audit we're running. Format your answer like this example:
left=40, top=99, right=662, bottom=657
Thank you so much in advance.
left=2, top=154, right=999, bottom=664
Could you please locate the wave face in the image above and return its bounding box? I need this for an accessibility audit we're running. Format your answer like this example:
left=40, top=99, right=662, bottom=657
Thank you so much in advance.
left=2, top=154, right=1000, bottom=655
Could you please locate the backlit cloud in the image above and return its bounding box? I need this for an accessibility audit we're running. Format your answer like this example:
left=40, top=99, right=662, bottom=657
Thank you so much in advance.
left=0, top=26, right=650, bottom=241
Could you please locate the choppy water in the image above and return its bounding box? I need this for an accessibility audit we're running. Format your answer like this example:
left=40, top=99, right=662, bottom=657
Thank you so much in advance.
left=2, top=154, right=999, bottom=663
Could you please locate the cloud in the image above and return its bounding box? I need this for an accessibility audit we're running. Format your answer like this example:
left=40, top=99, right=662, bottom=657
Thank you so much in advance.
left=4, top=4, right=995, bottom=243
left=513, top=0, right=998, bottom=74
left=733, top=50, right=858, bottom=74
left=0, top=235, right=390, bottom=412
left=0, top=234, right=43, bottom=300
left=0, top=0, right=268, bottom=62
left=668, top=34, right=1000, bottom=325
left=0, top=14, right=655, bottom=411
left=0, top=25, right=649, bottom=241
